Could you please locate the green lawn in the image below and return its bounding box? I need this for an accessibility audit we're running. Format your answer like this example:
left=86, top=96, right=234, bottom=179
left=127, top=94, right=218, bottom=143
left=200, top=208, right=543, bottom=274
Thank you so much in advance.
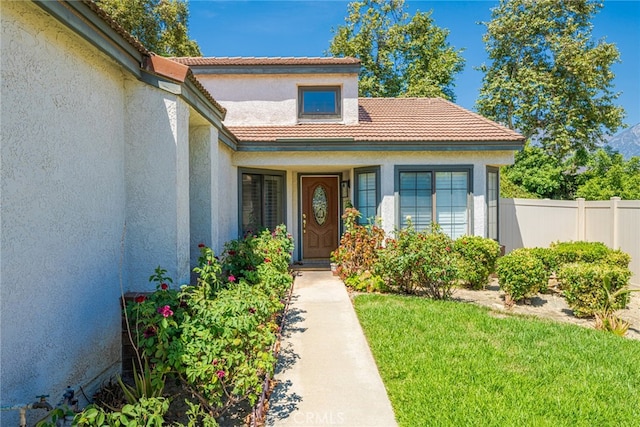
left=354, top=294, right=640, bottom=427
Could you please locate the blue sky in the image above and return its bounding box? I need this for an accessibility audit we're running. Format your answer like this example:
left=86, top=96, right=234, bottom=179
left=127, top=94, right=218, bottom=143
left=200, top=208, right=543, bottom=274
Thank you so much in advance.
left=188, top=0, right=640, bottom=131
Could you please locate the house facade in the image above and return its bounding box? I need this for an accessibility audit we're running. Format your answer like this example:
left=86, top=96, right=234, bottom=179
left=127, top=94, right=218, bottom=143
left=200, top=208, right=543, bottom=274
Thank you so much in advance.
left=178, top=57, right=523, bottom=260
left=0, top=1, right=522, bottom=424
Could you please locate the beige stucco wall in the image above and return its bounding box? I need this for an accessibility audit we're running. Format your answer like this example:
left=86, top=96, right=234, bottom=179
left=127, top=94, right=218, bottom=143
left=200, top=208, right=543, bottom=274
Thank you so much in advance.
left=235, top=149, right=515, bottom=259
left=196, top=73, right=359, bottom=125
left=1, top=3, right=213, bottom=423
left=124, top=85, right=193, bottom=289
left=1, top=2, right=125, bottom=423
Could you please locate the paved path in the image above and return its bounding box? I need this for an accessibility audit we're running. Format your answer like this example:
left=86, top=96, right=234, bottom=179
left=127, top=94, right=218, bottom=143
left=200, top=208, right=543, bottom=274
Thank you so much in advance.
left=266, top=271, right=398, bottom=427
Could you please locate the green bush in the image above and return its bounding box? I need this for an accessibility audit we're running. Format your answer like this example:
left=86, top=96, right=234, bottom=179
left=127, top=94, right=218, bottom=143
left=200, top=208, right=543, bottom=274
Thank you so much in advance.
left=558, top=262, right=631, bottom=318
left=453, top=236, right=501, bottom=289
left=525, top=247, right=560, bottom=277
left=376, top=223, right=460, bottom=299
left=496, top=249, right=547, bottom=305
left=344, top=271, right=388, bottom=293
left=550, top=241, right=610, bottom=264
left=125, top=226, right=294, bottom=421
left=331, top=208, right=385, bottom=281
left=603, top=249, right=631, bottom=269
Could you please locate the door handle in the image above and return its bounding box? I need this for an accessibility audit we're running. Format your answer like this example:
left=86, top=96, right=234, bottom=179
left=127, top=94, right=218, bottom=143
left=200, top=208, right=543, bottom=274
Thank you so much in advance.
left=302, top=213, right=306, bottom=234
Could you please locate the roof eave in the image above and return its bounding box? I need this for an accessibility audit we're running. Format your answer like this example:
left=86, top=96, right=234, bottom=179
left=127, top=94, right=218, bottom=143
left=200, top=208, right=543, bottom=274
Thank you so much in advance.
left=235, top=139, right=525, bottom=152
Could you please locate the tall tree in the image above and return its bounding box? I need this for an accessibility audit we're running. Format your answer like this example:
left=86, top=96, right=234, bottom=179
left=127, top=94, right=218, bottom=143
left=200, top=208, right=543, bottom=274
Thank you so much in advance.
left=328, top=0, right=465, bottom=100
left=97, top=0, right=201, bottom=57
left=477, top=0, right=625, bottom=164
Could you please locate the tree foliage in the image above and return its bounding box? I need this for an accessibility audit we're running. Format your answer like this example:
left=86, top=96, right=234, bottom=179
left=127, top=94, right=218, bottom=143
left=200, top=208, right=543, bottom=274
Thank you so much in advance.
left=501, top=147, right=640, bottom=200
left=97, top=0, right=201, bottom=56
left=328, top=0, right=465, bottom=99
left=477, top=0, right=625, bottom=162
left=575, top=149, right=640, bottom=200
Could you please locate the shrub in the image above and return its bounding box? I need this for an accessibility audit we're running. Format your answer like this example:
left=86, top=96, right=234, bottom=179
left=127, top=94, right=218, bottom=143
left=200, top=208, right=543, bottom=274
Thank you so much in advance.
left=603, top=249, right=631, bottom=269
left=525, top=247, right=560, bottom=277
left=453, top=236, right=501, bottom=289
left=125, top=226, right=294, bottom=421
left=496, top=248, right=547, bottom=306
left=344, top=271, right=388, bottom=293
left=376, top=223, right=460, bottom=299
left=558, top=262, right=631, bottom=318
left=331, top=208, right=385, bottom=281
left=550, top=241, right=610, bottom=265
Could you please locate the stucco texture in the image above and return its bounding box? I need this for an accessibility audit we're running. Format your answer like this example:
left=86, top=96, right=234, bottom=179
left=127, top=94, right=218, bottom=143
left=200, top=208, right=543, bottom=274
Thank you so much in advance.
left=1, top=3, right=210, bottom=424
left=1, top=2, right=125, bottom=423
left=197, top=74, right=359, bottom=126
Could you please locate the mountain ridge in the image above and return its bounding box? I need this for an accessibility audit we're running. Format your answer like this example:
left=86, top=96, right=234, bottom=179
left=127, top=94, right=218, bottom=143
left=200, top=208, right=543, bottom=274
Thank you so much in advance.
left=606, top=123, right=640, bottom=159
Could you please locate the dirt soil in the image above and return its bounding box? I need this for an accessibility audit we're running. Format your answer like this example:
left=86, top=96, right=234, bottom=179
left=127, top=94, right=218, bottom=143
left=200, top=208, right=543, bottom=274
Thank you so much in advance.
left=453, top=278, right=640, bottom=340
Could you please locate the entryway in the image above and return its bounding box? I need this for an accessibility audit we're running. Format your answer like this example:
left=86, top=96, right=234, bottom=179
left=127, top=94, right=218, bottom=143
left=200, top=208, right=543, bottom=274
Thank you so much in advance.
left=300, top=175, right=340, bottom=260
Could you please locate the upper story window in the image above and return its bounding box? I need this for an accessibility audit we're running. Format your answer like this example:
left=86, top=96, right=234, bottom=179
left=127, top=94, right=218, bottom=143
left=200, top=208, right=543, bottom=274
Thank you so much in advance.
left=298, top=86, right=342, bottom=120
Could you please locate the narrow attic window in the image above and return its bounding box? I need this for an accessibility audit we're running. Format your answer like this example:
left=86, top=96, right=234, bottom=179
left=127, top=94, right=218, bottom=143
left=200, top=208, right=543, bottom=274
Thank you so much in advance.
left=298, top=86, right=341, bottom=120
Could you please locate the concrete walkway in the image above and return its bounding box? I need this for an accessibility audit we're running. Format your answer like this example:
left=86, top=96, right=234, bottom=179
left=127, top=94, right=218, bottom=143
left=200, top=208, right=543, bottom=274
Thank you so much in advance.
left=266, top=271, right=398, bottom=427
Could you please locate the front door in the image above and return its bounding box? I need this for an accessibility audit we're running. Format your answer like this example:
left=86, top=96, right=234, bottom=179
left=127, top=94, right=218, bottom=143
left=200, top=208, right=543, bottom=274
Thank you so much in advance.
left=301, top=176, right=340, bottom=259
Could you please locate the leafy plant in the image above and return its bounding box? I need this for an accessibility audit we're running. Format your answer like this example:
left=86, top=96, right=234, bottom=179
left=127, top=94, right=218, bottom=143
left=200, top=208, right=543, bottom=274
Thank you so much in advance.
left=496, top=248, right=547, bottom=306
left=73, top=397, right=169, bottom=427
left=376, top=222, right=460, bottom=299
left=550, top=241, right=611, bottom=265
left=344, top=270, right=387, bottom=293
left=117, top=358, right=164, bottom=405
left=453, top=236, right=501, bottom=289
left=331, top=208, right=385, bottom=281
left=123, top=226, right=294, bottom=421
left=558, top=262, right=631, bottom=318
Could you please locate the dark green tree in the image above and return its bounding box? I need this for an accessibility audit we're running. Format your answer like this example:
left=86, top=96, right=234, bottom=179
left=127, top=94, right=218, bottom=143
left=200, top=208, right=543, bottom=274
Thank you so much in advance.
left=328, top=0, right=465, bottom=99
left=97, top=0, right=201, bottom=56
left=477, top=0, right=625, bottom=166
left=576, top=149, right=640, bottom=200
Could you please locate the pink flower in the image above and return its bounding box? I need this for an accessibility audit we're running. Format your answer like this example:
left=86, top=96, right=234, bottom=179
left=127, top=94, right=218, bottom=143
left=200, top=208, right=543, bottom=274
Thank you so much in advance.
left=445, top=246, right=451, bottom=252
left=228, top=275, right=236, bottom=282
left=161, top=283, right=168, bottom=290
left=157, top=305, right=173, bottom=318
left=212, top=359, right=218, bottom=366
left=135, top=295, right=146, bottom=303
left=216, top=370, right=225, bottom=379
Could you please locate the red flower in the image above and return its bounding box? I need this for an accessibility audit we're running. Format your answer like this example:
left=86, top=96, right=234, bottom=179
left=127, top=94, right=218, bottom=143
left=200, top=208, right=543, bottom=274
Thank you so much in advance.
left=216, top=370, right=225, bottom=379
left=264, top=257, right=271, bottom=263
left=228, top=250, right=236, bottom=256
left=198, top=243, right=205, bottom=248
left=228, top=275, right=236, bottom=282
left=143, top=326, right=156, bottom=338
left=212, top=359, right=218, bottom=366
left=161, top=283, right=168, bottom=290
left=248, top=307, right=256, bottom=314
left=135, top=295, right=146, bottom=303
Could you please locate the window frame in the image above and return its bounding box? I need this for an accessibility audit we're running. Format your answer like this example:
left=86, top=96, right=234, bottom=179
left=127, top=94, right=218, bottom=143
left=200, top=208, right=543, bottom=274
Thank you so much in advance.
left=238, top=168, right=287, bottom=236
left=354, top=166, right=381, bottom=225
left=486, top=166, right=500, bottom=241
left=297, top=86, right=342, bottom=120
left=394, top=165, right=474, bottom=237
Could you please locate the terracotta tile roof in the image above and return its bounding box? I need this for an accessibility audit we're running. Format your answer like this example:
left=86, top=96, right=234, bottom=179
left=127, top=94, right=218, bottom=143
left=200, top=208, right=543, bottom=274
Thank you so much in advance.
left=171, top=57, right=361, bottom=67
left=81, top=0, right=149, bottom=55
left=227, top=98, right=524, bottom=143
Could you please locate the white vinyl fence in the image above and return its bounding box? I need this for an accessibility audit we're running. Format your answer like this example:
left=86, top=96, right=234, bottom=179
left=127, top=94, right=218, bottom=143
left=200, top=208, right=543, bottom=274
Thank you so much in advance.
left=500, top=197, right=640, bottom=285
